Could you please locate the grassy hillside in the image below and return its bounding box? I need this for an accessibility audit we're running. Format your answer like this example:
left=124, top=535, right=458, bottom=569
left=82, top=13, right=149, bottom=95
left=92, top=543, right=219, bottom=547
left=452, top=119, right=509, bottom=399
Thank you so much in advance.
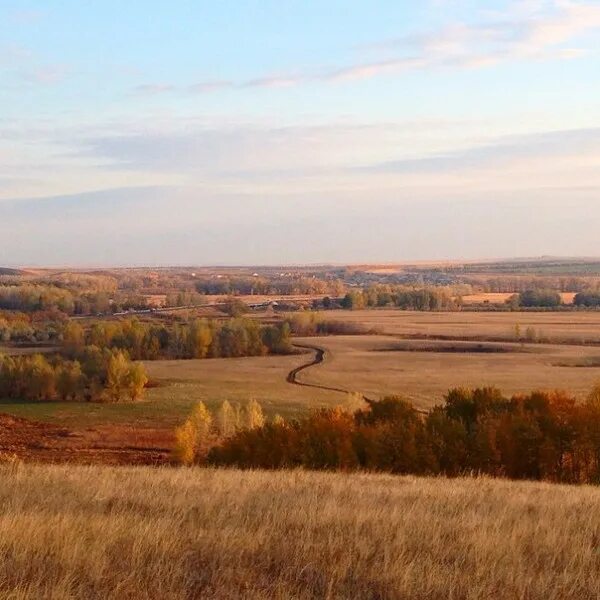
left=1, top=464, right=599, bottom=599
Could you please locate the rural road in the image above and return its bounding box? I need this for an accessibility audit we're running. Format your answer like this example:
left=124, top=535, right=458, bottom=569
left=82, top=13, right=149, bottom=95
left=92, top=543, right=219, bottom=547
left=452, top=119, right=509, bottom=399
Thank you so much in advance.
left=288, top=343, right=370, bottom=400
left=288, top=341, right=428, bottom=415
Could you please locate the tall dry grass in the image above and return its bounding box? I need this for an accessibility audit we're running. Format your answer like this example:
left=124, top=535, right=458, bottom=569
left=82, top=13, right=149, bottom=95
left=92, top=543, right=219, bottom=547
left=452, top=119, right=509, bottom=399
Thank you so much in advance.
left=1, top=464, right=600, bottom=599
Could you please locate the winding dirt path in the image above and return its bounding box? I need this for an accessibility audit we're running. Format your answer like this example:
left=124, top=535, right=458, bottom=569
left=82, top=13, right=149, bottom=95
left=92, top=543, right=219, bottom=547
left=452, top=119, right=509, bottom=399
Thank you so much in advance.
left=287, top=341, right=428, bottom=414
left=287, top=343, right=371, bottom=400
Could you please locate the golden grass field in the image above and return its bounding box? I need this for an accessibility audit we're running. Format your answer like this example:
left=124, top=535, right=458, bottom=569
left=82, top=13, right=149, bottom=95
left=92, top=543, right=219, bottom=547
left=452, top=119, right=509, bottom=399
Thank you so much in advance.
left=321, top=309, right=600, bottom=343
left=0, top=350, right=340, bottom=431
left=4, top=310, right=600, bottom=429
left=143, top=352, right=339, bottom=422
left=293, top=334, right=600, bottom=410
left=2, top=463, right=600, bottom=599
left=142, top=311, right=600, bottom=418
left=460, top=292, right=576, bottom=304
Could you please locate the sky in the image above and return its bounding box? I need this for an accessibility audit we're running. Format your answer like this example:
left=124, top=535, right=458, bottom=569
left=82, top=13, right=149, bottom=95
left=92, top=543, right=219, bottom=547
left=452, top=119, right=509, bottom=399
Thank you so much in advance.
left=0, top=0, right=599, bottom=266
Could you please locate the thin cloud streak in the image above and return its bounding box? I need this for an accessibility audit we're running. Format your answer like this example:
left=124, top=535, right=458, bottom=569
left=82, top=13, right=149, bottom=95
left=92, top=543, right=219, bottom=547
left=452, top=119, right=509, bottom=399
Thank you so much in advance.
left=134, top=0, right=600, bottom=95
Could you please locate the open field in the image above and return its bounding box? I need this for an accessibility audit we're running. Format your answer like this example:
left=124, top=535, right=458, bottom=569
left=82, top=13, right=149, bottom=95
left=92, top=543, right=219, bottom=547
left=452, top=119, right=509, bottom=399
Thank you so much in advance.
left=460, top=292, right=576, bottom=305
left=0, top=352, right=344, bottom=463
left=294, top=335, right=600, bottom=409
left=0, top=352, right=339, bottom=430
left=320, top=309, right=600, bottom=343
left=143, top=352, right=341, bottom=421
left=1, top=463, right=600, bottom=599
left=4, top=309, right=600, bottom=462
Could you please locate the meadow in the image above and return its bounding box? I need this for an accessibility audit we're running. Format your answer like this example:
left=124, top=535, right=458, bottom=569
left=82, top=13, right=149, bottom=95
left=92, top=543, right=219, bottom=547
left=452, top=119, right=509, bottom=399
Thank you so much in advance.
left=1, top=463, right=599, bottom=599
left=293, top=334, right=600, bottom=410
left=320, top=309, right=600, bottom=343
left=0, top=350, right=338, bottom=429
left=3, top=309, right=600, bottom=462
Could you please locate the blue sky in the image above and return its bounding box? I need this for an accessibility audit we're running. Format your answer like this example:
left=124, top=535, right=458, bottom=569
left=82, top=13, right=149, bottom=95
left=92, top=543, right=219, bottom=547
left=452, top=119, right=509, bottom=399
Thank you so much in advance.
left=1, top=0, right=599, bottom=265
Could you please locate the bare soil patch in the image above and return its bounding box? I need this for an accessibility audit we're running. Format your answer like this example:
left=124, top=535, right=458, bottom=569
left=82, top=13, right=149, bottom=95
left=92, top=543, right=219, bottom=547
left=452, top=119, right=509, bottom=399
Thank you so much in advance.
left=0, top=413, right=171, bottom=465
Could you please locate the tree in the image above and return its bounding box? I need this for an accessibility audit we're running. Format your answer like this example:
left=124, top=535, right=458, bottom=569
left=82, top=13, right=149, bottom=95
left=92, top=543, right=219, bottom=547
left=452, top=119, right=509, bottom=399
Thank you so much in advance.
left=173, top=420, right=197, bottom=466
left=341, top=291, right=365, bottom=310
left=188, top=319, right=213, bottom=359
left=242, top=399, right=265, bottom=430
left=525, top=326, right=537, bottom=343
left=56, top=360, right=84, bottom=401
left=216, top=400, right=237, bottom=437
left=62, top=321, right=85, bottom=356
left=221, top=298, right=248, bottom=317
left=126, top=362, right=147, bottom=401
left=106, top=351, right=131, bottom=402
left=173, top=401, right=214, bottom=465
left=514, top=323, right=522, bottom=341
left=24, top=354, right=56, bottom=400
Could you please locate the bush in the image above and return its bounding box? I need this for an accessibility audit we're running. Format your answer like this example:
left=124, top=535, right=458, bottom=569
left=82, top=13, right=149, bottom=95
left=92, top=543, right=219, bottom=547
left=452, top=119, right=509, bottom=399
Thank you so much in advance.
left=205, top=388, right=600, bottom=484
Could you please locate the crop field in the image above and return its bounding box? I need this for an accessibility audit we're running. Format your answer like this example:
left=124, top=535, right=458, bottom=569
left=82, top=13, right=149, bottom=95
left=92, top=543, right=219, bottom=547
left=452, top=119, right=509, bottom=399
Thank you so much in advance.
left=2, top=463, right=600, bottom=599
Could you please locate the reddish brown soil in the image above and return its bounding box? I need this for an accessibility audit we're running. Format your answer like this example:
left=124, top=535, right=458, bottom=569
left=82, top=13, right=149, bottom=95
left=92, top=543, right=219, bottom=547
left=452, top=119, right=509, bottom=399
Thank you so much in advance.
left=0, top=414, right=173, bottom=465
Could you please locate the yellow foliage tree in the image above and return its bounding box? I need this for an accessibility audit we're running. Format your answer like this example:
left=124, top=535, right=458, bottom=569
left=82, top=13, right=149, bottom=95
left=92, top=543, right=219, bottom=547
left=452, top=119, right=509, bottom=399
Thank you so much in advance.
left=216, top=400, right=237, bottom=437
left=243, top=399, right=265, bottom=430
left=173, top=401, right=213, bottom=465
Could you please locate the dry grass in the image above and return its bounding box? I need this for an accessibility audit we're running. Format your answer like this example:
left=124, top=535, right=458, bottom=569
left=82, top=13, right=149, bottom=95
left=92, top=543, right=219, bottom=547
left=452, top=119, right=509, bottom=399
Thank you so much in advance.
left=460, top=292, right=575, bottom=305
left=294, top=335, right=600, bottom=410
left=143, top=353, right=340, bottom=421
left=322, top=309, right=600, bottom=343
left=1, top=463, right=600, bottom=599
left=0, top=352, right=342, bottom=430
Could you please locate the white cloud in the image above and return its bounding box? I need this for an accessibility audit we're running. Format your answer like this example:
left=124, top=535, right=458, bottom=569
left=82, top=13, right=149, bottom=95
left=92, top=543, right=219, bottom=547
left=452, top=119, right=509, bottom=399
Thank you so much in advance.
left=133, top=1, right=600, bottom=94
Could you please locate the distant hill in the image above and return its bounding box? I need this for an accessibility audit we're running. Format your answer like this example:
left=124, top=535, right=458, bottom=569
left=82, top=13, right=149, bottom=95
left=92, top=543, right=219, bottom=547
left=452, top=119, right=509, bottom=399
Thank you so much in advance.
left=0, top=267, right=25, bottom=276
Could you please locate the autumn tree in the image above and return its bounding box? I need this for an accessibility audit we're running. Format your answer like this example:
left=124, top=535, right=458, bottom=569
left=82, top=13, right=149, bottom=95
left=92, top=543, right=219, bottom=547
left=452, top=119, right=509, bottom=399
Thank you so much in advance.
left=242, top=399, right=265, bottom=430
left=174, top=401, right=213, bottom=465
left=216, top=400, right=237, bottom=437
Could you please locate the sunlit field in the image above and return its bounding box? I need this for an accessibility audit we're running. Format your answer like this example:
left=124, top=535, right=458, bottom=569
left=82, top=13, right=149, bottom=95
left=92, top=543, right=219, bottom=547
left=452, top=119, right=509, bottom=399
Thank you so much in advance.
left=4, top=310, right=600, bottom=429
left=2, top=463, right=600, bottom=599
left=143, top=352, right=340, bottom=421
left=293, top=334, right=600, bottom=410
left=0, top=352, right=341, bottom=430
left=320, top=309, right=600, bottom=343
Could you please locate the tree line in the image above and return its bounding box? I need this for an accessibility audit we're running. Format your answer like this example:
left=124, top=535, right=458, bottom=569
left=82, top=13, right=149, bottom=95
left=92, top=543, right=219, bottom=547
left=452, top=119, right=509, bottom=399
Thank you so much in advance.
left=0, top=310, right=65, bottom=343
left=181, top=387, right=600, bottom=484
left=513, top=290, right=562, bottom=308
left=285, top=312, right=376, bottom=336
left=0, top=348, right=146, bottom=403
left=194, top=275, right=345, bottom=297
left=337, top=286, right=459, bottom=311
left=574, top=293, right=600, bottom=307
left=0, top=283, right=157, bottom=316
left=63, top=318, right=294, bottom=361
